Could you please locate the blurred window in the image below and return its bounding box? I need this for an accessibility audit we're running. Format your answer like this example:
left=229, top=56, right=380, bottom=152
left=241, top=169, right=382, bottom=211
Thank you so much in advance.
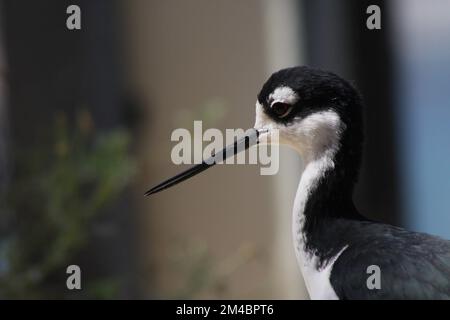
left=392, top=0, right=450, bottom=237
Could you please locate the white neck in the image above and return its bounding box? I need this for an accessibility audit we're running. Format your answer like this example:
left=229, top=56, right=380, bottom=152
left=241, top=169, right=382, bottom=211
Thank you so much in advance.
left=291, top=110, right=343, bottom=247
left=289, top=111, right=345, bottom=299
left=292, top=150, right=346, bottom=300
left=292, top=146, right=337, bottom=257
left=289, top=110, right=343, bottom=244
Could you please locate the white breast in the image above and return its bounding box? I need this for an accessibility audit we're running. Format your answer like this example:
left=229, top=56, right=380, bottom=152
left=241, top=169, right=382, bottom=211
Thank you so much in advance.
left=293, top=234, right=347, bottom=300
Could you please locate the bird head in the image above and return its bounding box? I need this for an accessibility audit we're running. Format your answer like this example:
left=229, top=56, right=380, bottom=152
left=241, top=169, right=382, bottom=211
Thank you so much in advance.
left=254, top=66, right=363, bottom=163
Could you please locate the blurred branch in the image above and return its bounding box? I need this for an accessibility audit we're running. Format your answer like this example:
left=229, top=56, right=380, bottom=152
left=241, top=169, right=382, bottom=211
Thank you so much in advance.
left=0, top=109, right=136, bottom=299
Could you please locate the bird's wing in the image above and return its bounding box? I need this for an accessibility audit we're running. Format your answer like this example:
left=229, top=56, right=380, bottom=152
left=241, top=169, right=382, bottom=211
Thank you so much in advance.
left=330, top=222, right=450, bottom=299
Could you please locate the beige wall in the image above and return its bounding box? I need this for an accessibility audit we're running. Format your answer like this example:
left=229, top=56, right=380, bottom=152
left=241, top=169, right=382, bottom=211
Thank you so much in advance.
left=122, top=0, right=308, bottom=299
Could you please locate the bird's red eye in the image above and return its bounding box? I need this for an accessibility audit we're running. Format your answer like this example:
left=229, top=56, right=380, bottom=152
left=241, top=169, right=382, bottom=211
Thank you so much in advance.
left=271, top=102, right=293, bottom=118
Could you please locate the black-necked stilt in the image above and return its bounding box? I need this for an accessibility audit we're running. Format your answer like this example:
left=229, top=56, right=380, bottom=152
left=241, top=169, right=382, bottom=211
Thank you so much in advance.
left=146, top=66, right=450, bottom=299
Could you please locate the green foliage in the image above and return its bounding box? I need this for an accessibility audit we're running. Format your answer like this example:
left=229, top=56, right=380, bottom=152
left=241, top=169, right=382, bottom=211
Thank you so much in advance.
left=0, top=110, right=135, bottom=299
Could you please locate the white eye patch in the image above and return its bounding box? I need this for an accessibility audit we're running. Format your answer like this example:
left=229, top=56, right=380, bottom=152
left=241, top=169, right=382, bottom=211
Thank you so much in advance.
left=268, top=86, right=299, bottom=105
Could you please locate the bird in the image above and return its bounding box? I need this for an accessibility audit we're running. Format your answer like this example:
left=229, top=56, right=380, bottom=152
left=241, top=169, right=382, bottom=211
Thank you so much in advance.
left=146, top=66, right=450, bottom=299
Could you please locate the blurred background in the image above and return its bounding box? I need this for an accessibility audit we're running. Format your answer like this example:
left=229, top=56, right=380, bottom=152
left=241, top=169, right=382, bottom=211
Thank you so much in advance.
left=0, top=0, right=449, bottom=299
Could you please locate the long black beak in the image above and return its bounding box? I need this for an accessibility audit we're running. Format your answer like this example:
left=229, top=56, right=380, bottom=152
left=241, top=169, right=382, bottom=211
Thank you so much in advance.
left=145, top=128, right=267, bottom=196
